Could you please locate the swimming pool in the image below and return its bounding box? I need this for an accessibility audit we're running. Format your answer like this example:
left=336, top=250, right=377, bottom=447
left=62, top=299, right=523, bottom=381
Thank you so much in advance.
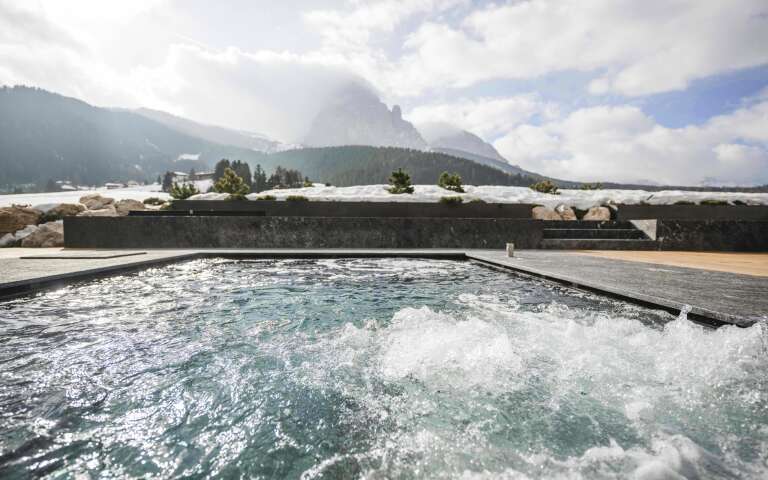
left=1, top=258, right=766, bottom=478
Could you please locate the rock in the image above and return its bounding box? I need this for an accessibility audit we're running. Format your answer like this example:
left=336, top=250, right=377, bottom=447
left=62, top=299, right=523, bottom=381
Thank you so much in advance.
left=0, top=206, right=42, bottom=235
left=79, top=194, right=115, bottom=210
left=532, top=206, right=562, bottom=220
left=0, top=224, right=39, bottom=247
left=78, top=205, right=118, bottom=217
left=42, top=203, right=86, bottom=221
left=583, top=206, right=611, bottom=221
left=0, top=233, right=15, bottom=247
left=21, top=221, right=64, bottom=248
left=115, top=199, right=146, bottom=216
left=555, top=204, right=577, bottom=221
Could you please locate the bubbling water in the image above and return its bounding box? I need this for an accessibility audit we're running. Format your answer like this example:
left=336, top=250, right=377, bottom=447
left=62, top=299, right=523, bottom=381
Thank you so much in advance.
left=0, top=258, right=766, bottom=479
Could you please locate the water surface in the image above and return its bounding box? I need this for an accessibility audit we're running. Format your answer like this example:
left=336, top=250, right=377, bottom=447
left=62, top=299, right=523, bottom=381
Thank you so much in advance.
left=0, top=258, right=766, bottom=478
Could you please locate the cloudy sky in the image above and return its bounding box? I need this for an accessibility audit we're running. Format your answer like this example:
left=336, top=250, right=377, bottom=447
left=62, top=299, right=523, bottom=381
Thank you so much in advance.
left=1, top=0, right=767, bottom=185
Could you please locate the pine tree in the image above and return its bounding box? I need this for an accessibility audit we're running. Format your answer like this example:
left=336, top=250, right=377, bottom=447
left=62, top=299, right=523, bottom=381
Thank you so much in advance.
left=253, top=164, right=268, bottom=193
left=213, top=159, right=231, bottom=183
left=162, top=171, right=174, bottom=192
left=388, top=168, right=414, bottom=194
left=438, top=171, right=464, bottom=193
left=231, top=160, right=252, bottom=191
left=214, top=167, right=250, bottom=200
left=170, top=182, right=200, bottom=200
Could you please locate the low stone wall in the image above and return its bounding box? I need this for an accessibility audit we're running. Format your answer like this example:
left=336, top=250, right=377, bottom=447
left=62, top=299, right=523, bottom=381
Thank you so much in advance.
left=615, top=204, right=768, bottom=221
left=657, top=220, right=768, bottom=251
left=64, top=216, right=542, bottom=249
left=170, top=200, right=536, bottom=218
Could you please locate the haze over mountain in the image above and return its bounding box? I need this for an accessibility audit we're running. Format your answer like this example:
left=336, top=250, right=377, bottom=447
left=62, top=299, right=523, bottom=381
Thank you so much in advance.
left=133, top=108, right=283, bottom=153
left=419, top=122, right=506, bottom=163
left=303, top=83, right=427, bottom=150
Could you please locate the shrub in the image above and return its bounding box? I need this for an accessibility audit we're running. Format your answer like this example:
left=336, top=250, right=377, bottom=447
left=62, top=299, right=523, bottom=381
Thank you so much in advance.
left=143, top=197, right=165, bottom=206
left=214, top=167, right=250, bottom=200
left=700, top=199, right=728, bottom=206
left=253, top=195, right=276, bottom=201
left=169, top=182, right=200, bottom=200
left=439, top=196, right=463, bottom=205
left=303, top=177, right=313, bottom=188
left=579, top=182, right=603, bottom=190
left=468, top=198, right=486, bottom=204
left=387, top=168, right=414, bottom=194
left=438, top=171, right=464, bottom=193
left=529, top=180, right=560, bottom=195
left=285, top=195, right=309, bottom=202
left=732, top=200, right=747, bottom=206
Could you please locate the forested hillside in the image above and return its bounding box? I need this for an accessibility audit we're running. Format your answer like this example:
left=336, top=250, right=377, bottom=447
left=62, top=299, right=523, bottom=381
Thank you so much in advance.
left=258, top=146, right=537, bottom=187
left=0, top=86, right=264, bottom=187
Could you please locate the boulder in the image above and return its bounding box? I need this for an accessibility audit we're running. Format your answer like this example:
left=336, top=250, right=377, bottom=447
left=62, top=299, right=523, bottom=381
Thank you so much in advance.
left=115, top=199, right=146, bottom=216
left=79, top=194, right=115, bottom=210
left=78, top=205, right=118, bottom=217
left=21, top=221, right=64, bottom=248
left=42, top=203, right=86, bottom=221
left=583, top=206, right=611, bottom=221
left=0, top=206, right=42, bottom=235
left=0, top=224, right=39, bottom=247
left=532, top=206, right=562, bottom=220
left=555, top=204, right=577, bottom=221
left=0, top=233, right=15, bottom=248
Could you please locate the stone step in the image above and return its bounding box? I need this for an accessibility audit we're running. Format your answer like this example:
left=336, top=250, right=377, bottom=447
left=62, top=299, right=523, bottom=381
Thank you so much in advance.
left=539, top=239, right=659, bottom=250
left=542, top=228, right=648, bottom=239
left=539, top=220, right=636, bottom=229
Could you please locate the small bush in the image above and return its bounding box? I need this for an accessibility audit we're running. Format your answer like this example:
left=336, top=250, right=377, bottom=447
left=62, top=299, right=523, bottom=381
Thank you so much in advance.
left=170, top=182, right=200, bottom=200
left=285, top=195, right=309, bottom=202
left=673, top=200, right=695, bottom=205
left=143, top=197, right=165, bottom=206
left=529, top=180, right=560, bottom=195
left=579, top=182, right=603, bottom=190
left=439, top=196, right=463, bottom=205
left=253, top=195, right=276, bottom=201
left=732, top=200, right=747, bottom=206
left=387, top=168, right=414, bottom=194
left=438, top=172, right=464, bottom=193
left=324, top=183, right=332, bottom=187
left=303, top=178, right=313, bottom=188
left=214, top=167, right=250, bottom=200
left=468, top=198, right=486, bottom=204
left=700, top=199, right=728, bottom=206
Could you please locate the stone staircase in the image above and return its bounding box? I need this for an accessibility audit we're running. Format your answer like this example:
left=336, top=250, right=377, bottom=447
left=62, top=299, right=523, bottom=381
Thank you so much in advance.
left=539, top=220, right=658, bottom=250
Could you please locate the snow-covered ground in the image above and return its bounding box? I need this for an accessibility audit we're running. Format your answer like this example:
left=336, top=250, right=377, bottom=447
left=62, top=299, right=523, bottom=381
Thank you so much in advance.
left=4, top=183, right=767, bottom=210
left=0, top=184, right=170, bottom=210
left=190, top=184, right=768, bottom=209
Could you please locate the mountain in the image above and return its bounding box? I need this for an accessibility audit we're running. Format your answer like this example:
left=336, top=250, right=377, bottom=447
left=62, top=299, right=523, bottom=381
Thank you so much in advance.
left=0, top=86, right=267, bottom=187
left=253, top=145, right=537, bottom=187
left=419, top=122, right=506, bottom=162
left=133, top=108, right=283, bottom=152
left=303, top=83, right=427, bottom=150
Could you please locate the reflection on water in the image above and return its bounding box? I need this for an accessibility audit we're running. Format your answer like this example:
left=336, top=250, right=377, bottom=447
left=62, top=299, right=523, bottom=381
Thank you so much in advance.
left=0, top=258, right=766, bottom=479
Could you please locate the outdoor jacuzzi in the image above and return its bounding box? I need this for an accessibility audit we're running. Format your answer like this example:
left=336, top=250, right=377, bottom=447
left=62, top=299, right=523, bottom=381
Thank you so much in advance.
left=0, top=258, right=766, bottom=478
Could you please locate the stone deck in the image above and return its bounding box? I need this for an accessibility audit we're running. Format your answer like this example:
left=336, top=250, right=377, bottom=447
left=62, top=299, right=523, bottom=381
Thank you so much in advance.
left=1, top=248, right=765, bottom=327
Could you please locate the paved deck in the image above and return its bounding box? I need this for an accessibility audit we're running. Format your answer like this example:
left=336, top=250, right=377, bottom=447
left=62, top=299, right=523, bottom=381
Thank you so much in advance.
left=574, top=251, right=768, bottom=277
left=467, top=250, right=768, bottom=327
left=1, top=248, right=766, bottom=327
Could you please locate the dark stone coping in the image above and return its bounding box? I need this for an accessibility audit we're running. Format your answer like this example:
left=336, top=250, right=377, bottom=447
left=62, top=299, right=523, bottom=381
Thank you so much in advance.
left=2, top=248, right=761, bottom=328
left=171, top=200, right=537, bottom=218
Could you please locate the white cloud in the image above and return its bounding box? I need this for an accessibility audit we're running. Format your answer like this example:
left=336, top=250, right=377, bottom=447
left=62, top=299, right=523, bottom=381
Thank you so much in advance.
left=407, top=95, right=557, bottom=139
left=494, top=101, right=768, bottom=185
left=395, top=0, right=768, bottom=97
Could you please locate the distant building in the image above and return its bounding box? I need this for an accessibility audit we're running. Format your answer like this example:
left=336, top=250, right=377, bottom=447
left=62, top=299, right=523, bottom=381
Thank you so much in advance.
left=190, top=171, right=214, bottom=181
left=104, top=182, right=125, bottom=189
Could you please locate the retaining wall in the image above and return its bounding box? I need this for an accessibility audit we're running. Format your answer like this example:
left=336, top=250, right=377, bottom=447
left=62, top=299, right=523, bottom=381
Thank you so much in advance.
left=64, top=216, right=542, bottom=249
left=657, top=220, right=768, bottom=251
left=615, top=204, right=768, bottom=221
